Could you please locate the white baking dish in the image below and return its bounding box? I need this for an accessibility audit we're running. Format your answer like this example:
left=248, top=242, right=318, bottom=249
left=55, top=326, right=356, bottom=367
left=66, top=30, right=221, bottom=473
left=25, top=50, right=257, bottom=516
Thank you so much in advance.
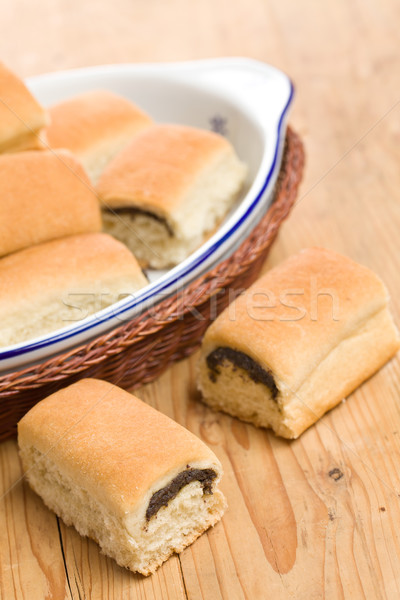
left=0, top=58, right=293, bottom=371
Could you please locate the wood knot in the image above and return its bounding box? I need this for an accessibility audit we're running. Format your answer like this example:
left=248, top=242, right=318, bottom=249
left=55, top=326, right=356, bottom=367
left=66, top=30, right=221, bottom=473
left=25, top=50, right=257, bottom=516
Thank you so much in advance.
left=328, top=468, right=344, bottom=481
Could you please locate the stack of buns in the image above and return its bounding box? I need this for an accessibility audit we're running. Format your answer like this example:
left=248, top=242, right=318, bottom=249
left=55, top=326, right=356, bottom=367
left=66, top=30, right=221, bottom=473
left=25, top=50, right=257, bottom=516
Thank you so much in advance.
left=0, top=62, right=247, bottom=347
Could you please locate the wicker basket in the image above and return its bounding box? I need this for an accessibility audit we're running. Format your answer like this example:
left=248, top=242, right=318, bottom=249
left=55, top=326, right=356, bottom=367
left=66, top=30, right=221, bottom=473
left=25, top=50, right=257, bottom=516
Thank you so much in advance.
left=0, top=126, right=304, bottom=440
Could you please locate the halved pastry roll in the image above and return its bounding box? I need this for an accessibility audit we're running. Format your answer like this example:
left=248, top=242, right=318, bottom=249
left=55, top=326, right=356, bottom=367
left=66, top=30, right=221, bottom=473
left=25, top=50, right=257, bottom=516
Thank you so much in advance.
left=197, top=247, right=400, bottom=439
left=18, top=378, right=226, bottom=576
left=0, top=233, right=147, bottom=347
left=45, top=90, right=152, bottom=181
left=0, top=62, right=48, bottom=153
left=97, top=124, right=247, bottom=268
left=0, top=149, right=101, bottom=258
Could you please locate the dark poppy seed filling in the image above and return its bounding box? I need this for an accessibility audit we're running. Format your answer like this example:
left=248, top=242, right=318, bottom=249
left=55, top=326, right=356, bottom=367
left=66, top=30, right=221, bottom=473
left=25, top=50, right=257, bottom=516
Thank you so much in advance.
left=107, top=207, right=174, bottom=237
left=206, top=346, right=279, bottom=401
left=146, top=468, right=217, bottom=521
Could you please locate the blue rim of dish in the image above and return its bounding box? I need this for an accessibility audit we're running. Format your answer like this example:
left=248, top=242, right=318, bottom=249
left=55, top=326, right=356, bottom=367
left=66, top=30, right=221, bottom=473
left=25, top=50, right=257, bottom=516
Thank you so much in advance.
left=0, top=75, right=294, bottom=361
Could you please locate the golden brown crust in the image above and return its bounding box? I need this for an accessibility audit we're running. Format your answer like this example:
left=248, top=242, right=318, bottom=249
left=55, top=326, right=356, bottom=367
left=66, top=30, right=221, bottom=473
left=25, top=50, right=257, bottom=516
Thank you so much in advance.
left=18, top=378, right=222, bottom=516
left=45, top=90, right=152, bottom=156
left=0, top=233, right=147, bottom=319
left=202, top=247, right=394, bottom=391
left=283, top=306, right=400, bottom=437
left=97, top=124, right=234, bottom=218
left=0, top=62, right=47, bottom=152
left=0, top=149, right=101, bottom=257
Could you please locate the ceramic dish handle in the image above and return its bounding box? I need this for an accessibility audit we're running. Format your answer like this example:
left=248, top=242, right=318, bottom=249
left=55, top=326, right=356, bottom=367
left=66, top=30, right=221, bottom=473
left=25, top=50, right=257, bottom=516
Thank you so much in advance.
left=172, top=58, right=293, bottom=130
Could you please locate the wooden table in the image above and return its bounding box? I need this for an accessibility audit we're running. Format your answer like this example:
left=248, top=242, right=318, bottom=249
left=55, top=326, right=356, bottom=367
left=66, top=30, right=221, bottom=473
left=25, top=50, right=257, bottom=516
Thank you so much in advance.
left=2, top=1, right=400, bottom=598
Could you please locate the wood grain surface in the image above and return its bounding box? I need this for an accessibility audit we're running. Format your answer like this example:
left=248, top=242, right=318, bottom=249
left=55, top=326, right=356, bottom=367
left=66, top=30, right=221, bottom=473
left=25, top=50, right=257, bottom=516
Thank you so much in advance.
left=1, top=1, right=400, bottom=598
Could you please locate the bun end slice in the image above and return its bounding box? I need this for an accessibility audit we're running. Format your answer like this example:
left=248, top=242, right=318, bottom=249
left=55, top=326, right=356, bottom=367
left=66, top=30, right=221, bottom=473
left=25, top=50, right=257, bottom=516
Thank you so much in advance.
left=18, top=379, right=226, bottom=575
left=197, top=247, right=400, bottom=439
